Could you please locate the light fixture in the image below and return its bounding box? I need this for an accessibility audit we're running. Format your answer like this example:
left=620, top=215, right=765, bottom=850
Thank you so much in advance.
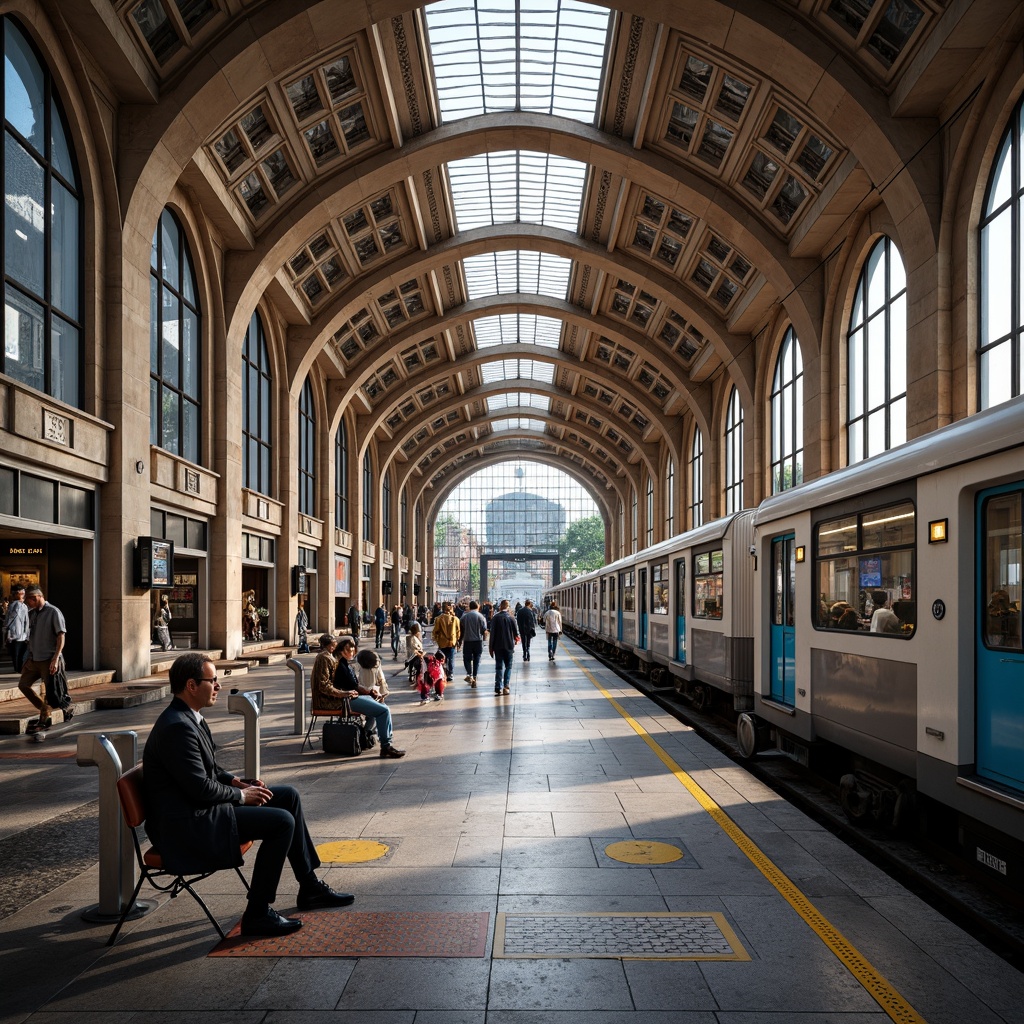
left=928, top=519, right=948, bottom=544
left=795, top=545, right=805, bottom=563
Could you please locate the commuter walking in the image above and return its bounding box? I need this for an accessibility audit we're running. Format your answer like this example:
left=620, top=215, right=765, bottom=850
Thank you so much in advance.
left=390, top=604, right=402, bottom=658
left=19, top=586, right=72, bottom=733
left=347, top=604, right=360, bottom=639
left=516, top=600, right=537, bottom=662
left=431, top=600, right=460, bottom=681
left=543, top=600, right=563, bottom=661
left=373, top=604, right=387, bottom=649
left=488, top=599, right=519, bottom=695
left=4, top=584, right=29, bottom=673
left=460, top=600, right=488, bottom=688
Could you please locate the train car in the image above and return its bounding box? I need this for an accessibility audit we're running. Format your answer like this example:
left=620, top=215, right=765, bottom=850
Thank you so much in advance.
left=746, top=397, right=1024, bottom=883
left=548, top=510, right=756, bottom=709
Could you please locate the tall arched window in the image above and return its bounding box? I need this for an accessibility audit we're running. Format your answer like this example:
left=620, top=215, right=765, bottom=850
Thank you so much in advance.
left=298, top=379, right=315, bottom=516
left=400, top=485, right=408, bottom=554
left=665, top=457, right=675, bottom=536
left=382, top=469, right=392, bottom=550
left=980, top=97, right=1024, bottom=408
left=334, top=420, right=348, bottom=531
left=645, top=475, right=654, bottom=547
left=689, top=428, right=704, bottom=528
left=626, top=485, right=634, bottom=552
left=151, top=209, right=201, bottom=463
left=2, top=18, right=82, bottom=407
left=242, top=311, right=271, bottom=495
left=362, top=451, right=373, bottom=542
left=724, top=388, right=744, bottom=514
left=770, top=327, right=804, bottom=493
left=847, top=236, right=906, bottom=462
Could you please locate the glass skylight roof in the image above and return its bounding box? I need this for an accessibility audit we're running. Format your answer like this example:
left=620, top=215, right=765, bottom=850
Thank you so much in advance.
left=488, top=393, right=551, bottom=413
left=448, top=151, right=586, bottom=231
left=473, top=313, right=562, bottom=348
left=491, top=417, right=548, bottom=434
left=424, top=0, right=611, bottom=124
left=463, top=251, right=572, bottom=300
left=481, top=359, right=555, bottom=384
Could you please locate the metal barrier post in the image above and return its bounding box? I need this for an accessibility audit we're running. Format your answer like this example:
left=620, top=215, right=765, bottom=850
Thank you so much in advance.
left=227, top=688, right=263, bottom=781
left=76, top=731, right=154, bottom=923
left=287, top=657, right=305, bottom=736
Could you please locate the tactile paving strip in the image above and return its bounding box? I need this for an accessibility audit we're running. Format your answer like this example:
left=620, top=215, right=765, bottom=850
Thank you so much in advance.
left=209, top=911, right=490, bottom=957
left=493, top=911, right=749, bottom=960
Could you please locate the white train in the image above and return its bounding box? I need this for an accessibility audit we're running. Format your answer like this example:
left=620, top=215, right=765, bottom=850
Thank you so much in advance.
left=547, top=397, right=1024, bottom=889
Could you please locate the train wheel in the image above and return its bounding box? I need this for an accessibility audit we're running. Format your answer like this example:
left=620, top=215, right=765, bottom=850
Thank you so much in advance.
left=839, top=773, right=872, bottom=822
left=691, top=684, right=709, bottom=711
left=736, top=713, right=761, bottom=759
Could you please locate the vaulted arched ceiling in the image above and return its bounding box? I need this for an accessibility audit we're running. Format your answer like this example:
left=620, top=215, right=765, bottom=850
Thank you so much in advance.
left=96, top=0, right=986, bottom=506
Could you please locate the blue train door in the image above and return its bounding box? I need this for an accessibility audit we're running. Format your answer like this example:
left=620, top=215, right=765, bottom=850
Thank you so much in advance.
left=769, top=535, right=796, bottom=706
left=674, top=557, right=686, bottom=663
left=639, top=567, right=648, bottom=648
left=977, top=485, right=1024, bottom=792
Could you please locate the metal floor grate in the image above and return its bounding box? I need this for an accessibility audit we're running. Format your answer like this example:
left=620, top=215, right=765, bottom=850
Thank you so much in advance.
left=493, top=911, right=750, bottom=960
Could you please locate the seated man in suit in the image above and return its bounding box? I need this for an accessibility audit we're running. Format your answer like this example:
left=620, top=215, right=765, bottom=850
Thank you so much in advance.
left=143, top=652, right=354, bottom=937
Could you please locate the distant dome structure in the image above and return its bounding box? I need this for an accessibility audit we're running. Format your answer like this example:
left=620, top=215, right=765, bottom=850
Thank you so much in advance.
left=485, top=492, right=565, bottom=551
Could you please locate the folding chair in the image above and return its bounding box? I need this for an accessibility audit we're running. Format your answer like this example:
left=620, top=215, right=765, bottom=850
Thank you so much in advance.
left=107, top=764, right=252, bottom=946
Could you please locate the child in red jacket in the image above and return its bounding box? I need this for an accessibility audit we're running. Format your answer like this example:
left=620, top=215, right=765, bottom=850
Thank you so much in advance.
left=418, top=652, right=446, bottom=704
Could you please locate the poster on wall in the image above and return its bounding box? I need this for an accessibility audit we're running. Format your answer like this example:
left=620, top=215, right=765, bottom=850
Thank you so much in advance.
left=335, top=554, right=351, bottom=598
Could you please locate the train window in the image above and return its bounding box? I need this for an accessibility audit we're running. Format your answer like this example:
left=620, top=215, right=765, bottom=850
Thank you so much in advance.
left=652, top=562, right=669, bottom=614
left=982, top=492, right=1022, bottom=651
left=621, top=570, right=635, bottom=612
left=600, top=577, right=606, bottom=610
left=693, top=549, right=724, bottom=618
left=815, top=500, right=915, bottom=636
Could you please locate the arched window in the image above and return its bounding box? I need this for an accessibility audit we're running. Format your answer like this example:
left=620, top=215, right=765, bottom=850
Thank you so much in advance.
left=2, top=18, right=82, bottom=407
left=847, top=236, right=906, bottom=462
left=770, top=327, right=804, bottom=493
left=400, top=485, right=408, bottom=555
left=298, top=379, right=315, bottom=516
left=151, top=209, right=201, bottom=463
left=980, top=97, right=1024, bottom=408
left=242, top=311, right=271, bottom=495
left=645, top=475, right=654, bottom=547
left=665, top=457, right=676, bottom=536
left=724, top=388, right=744, bottom=513
left=382, top=469, right=392, bottom=550
left=689, top=427, right=704, bottom=528
left=334, top=420, right=348, bottom=531
left=631, top=486, right=638, bottom=553
left=362, top=451, right=373, bottom=542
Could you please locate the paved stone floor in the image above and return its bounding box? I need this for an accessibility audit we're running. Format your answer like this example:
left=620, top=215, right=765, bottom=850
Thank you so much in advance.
left=2, top=638, right=1023, bottom=1023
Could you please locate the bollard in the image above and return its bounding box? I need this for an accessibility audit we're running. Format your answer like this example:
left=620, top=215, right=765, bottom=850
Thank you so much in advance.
left=76, top=731, right=154, bottom=923
left=227, top=688, right=263, bottom=781
left=287, top=657, right=305, bottom=736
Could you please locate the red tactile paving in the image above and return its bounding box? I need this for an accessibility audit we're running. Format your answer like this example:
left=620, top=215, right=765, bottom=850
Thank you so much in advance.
left=209, top=911, right=490, bottom=957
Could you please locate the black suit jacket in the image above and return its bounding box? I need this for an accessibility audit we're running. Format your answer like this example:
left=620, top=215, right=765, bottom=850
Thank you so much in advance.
left=142, top=696, right=243, bottom=874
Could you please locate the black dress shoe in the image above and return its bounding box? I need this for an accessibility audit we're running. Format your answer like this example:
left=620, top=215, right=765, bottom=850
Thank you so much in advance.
left=379, top=744, right=406, bottom=758
left=240, top=908, right=303, bottom=937
left=296, top=880, right=356, bottom=909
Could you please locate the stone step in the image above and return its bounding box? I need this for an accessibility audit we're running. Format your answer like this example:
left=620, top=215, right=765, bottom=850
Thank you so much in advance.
left=0, top=668, right=116, bottom=704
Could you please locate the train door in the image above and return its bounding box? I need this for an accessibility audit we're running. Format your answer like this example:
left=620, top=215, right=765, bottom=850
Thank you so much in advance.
left=617, top=574, right=624, bottom=641
left=674, top=557, right=686, bottom=663
left=977, top=485, right=1024, bottom=791
left=639, top=567, right=648, bottom=648
left=769, top=535, right=796, bottom=706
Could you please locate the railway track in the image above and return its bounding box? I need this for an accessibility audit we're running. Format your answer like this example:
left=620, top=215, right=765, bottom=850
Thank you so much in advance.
left=569, top=629, right=1024, bottom=970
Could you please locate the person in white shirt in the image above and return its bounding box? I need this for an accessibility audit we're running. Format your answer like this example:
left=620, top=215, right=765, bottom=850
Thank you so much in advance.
left=542, top=601, right=563, bottom=661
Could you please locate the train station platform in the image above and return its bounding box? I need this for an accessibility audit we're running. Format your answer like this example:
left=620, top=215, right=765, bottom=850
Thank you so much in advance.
left=2, top=638, right=1022, bottom=1023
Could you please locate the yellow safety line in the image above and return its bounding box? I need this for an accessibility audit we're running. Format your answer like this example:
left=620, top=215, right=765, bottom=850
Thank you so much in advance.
left=575, top=654, right=927, bottom=1024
